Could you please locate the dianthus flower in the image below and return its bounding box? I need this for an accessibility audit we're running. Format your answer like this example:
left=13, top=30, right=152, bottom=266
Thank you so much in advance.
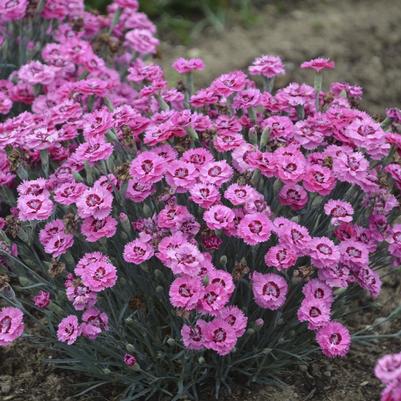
left=264, top=244, right=297, bottom=271
left=80, top=261, right=117, bottom=292
left=237, top=213, right=272, bottom=245
left=39, top=219, right=74, bottom=257
left=301, top=57, right=335, bottom=73
left=309, top=237, right=340, bottom=269
left=297, top=298, right=331, bottom=330
left=303, top=164, right=336, bottom=196
left=53, top=181, right=86, bottom=206
left=124, top=353, right=137, bottom=367
left=189, top=183, right=221, bottom=209
left=324, top=200, right=354, bottom=225
left=33, top=291, right=51, bottom=309
left=17, top=194, right=54, bottom=221
left=199, top=284, right=231, bottom=313
left=302, top=279, right=333, bottom=306
left=81, top=216, right=117, bottom=243
left=172, top=58, right=205, bottom=74
left=76, top=184, right=113, bottom=220
left=218, top=306, right=248, bottom=337
left=129, top=151, right=165, bottom=185
left=279, top=184, right=308, bottom=210
left=81, top=307, right=109, bottom=340
left=0, top=307, right=24, bottom=347
left=249, top=55, right=285, bottom=78
left=316, top=321, right=351, bottom=357
left=125, top=29, right=159, bottom=54
left=339, top=240, right=369, bottom=270
left=169, top=276, right=204, bottom=310
left=251, top=272, right=288, bottom=310
left=204, top=318, right=237, bottom=356
left=57, top=315, right=80, bottom=345
left=0, top=0, right=28, bottom=21
left=204, top=205, right=235, bottom=230
left=165, top=160, right=198, bottom=191
left=181, top=320, right=208, bottom=350
left=123, top=238, right=154, bottom=265
left=199, top=160, right=233, bottom=187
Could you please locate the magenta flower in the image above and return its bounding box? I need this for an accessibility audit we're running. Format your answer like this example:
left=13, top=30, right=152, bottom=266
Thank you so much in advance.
left=124, top=353, right=137, bottom=367
left=57, top=315, right=80, bottom=345
left=172, top=58, right=205, bottom=74
left=279, top=184, right=308, bottom=211
left=169, top=276, right=204, bottom=311
left=375, top=353, right=401, bottom=385
left=297, top=298, right=331, bottom=330
left=204, top=318, right=237, bottom=356
left=76, top=184, right=113, bottom=220
left=81, top=307, right=109, bottom=340
left=33, top=290, right=51, bottom=309
left=129, top=151, right=165, bottom=185
left=181, top=320, right=208, bottom=350
left=80, top=261, right=118, bottom=293
left=302, top=279, right=333, bottom=306
left=309, top=237, right=340, bottom=269
left=81, top=216, right=117, bottom=243
left=324, top=200, right=354, bottom=225
left=301, top=57, right=335, bottom=73
left=204, top=205, right=235, bottom=230
left=218, top=306, right=248, bottom=337
left=17, top=194, right=54, bottom=221
left=123, top=238, right=154, bottom=265
left=238, top=213, right=272, bottom=245
left=264, top=244, right=297, bottom=271
left=316, top=321, right=351, bottom=358
left=0, top=307, right=24, bottom=347
left=0, top=0, right=28, bottom=21
left=249, top=55, right=285, bottom=78
left=251, top=272, right=288, bottom=310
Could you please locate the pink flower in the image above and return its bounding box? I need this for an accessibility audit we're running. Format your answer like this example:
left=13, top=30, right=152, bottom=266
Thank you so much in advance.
left=275, top=220, right=312, bottom=255
left=0, top=0, right=28, bottom=21
left=189, top=183, right=221, bottom=209
left=54, top=181, right=86, bottom=206
left=199, top=160, right=233, bottom=187
left=81, top=307, right=109, bottom=340
left=0, top=307, right=24, bottom=347
left=237, top=213, right=272, bottom=245
left=74, top=140, right=114, bottom=165
left=279, top=184, right=308, bottom=211
left=375, top=353, right=401, bottom=385
left=172, top=58, right=205, bottom=74
left=264, top=244, right=297, bottom=271
left=302, top=279, right=333, bottom=306
left=181, top=320, right=207, bottom=350
left=309, top=237, right=340, bottom=269
left=123, top=239, right=154, bottom=265
left=381, top=381, right=401, bottom=401
left=316, top=321, right=351, bottom=358
left=224, top=184, right=255, bottom=206
left=169, top=276, right=204, bottom=310
left=76, top=184, right=113, bottom=220
left=182, top=148, right=214, bottom=167
left=208, top=269, right=235, bottom=296
left=301, top=57, right=335, bottom=73
left=39, top=220, right=74, bottom=257
left=125, top=29, right=159, bottom=54
left=204, top=318, right=237, bottom=356
left=324, top=200, right=354, bottom=225
left=129, top=151, right=165, bottom=185
left=303, top=165, right=336, bottom=196
left=65, top=280, right=97, bottom=311
left=81, top=216, right=117, bottom=242
left=75, top=252, right=109, bottom=277
left=356, top=266, right=381, bottom=298
left=124, top=353, right=137, bottom=367
left=251, top=272, right=288, bottom=310
left=339, top=240, right=369, bottom=270
left=57, top=315, right=80, bottom=345
left=248, top=55, right=285, bottom=78
left=18, top=61, right=56, bottom=86
left=80, top=261, right=117, bottom=292
left=165, top=160, right=198, bottom=191
left=199, top=284, right=230, bottom=313
left=126, top=178, right=154, bottom=203
left=211, top=71, right=248, bottom=97
left=218, top=306, right=248, bottom=337
left=165, top=242, right=203, bottom=276
left=275, top=152, right=306, bottom=184
left=33, top=290, right=51, bottom=309
left=297, top=298, right=331, bottom=330
left=204, top=205, right=235, bottom=230
left=17, top=194, right=54, bottom=221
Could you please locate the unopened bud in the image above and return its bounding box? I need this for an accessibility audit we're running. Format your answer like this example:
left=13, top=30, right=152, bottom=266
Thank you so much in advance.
left=103, top=368, right=111, bottom=375
left=198, top=356, right=206, bottom=364
left=246, top=328, right=255, bottom=336
left=142, top=204, right=152, bottom=218
left=126, top=344, right=136, bottom=353
left=167, top=338, right=176, bottom=346
left=156, top=285, right=164, bottom=293
left=219, top=255, right=228, bottom=267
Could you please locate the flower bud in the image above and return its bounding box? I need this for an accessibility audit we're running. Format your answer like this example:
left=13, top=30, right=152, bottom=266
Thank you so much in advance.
left=246, top=328, right=255, bottom=336
left=198, top=356, right=206, bottom=364
left=156, top=285, right=164, bottom=293
left=126, top=344, right=136, bottom=353
left=219, top=255, right=228, bottom=267
left=167, top=338, right=176, bottom=346
left=142, top=204, right=152, bottom=218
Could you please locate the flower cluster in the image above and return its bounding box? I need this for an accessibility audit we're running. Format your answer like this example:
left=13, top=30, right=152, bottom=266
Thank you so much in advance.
left=0, top=0, right=400, bottom=398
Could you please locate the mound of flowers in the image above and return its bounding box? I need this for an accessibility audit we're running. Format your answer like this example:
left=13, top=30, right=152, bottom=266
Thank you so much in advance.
left=0, top=0, right=401, bottom=399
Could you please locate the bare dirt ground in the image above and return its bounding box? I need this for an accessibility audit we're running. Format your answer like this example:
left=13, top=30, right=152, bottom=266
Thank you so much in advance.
left=1, top=0, right=401, bottom=400
left=161, top=0, right=401, bottom=115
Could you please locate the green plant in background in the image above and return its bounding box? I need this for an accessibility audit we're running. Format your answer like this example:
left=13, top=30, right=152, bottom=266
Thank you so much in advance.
left=87, top=0, right=256, bottom=43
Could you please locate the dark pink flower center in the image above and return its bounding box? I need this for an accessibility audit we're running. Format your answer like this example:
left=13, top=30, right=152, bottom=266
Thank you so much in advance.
left=86, top=193, right=102, bottom=207
left=346, top=247, right=362, bottom=258
left=141, top=160, right=154, bottom=173
left=0, top=316, right=12, bottom=334
left=27, top=199, right=43, bottom=211
left=329, top=333, right=342, bottom=345
left=314, top=288, right=324, bottom=299
left=263, top=281, right=279, bottom=298
left=249, top=220, right=262, bottom=234
left=213, top=328, right=227, bottom=342
left=208, top=166, right=222, bottom=177
left=317, top=243, right=332, bottom=255
left=309, top=307, right=321, bottom=318
left=179, top=284, right=193, bottom=298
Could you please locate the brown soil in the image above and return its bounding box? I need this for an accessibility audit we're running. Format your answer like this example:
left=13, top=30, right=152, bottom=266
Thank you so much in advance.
left=161, top=0, right=401, bottom=115
left=2, top=0, right=401, bottom=400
